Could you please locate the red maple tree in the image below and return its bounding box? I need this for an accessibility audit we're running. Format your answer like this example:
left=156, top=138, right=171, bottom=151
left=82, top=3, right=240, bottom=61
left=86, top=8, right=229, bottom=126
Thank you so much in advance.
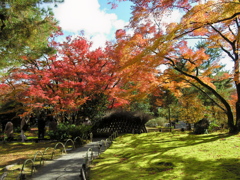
left=7, top=36, right=128, bottom=115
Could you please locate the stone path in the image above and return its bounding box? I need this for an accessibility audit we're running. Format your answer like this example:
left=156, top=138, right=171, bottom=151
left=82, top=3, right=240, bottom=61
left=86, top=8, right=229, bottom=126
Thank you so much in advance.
left=30, top=139, right=103, bottom=180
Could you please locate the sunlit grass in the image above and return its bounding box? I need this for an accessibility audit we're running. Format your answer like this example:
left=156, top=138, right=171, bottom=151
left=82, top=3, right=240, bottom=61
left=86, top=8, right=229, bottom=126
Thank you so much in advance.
left=0, top=127, right=86, bottom=179
left=0, top=142, right=57, bottom=169
left=0, top=139, right=67, bottom=179
left=90, top=132, right=240, bottom=180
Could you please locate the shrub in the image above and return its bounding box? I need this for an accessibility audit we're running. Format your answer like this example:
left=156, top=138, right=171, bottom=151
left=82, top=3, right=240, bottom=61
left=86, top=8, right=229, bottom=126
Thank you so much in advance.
left=193, top=118, right=210, bottom=134
left=48, top=122, right=92, bottom=140
left=68, top=124, right=92, bottom=139
left=145, top=117, right=167, bottom=127
left=208, top=122, right=220, bottom=132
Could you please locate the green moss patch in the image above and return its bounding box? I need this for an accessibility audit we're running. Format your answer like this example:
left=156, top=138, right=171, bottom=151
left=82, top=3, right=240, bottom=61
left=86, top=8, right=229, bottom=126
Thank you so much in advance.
left=90, top=132, right=240, bottom=180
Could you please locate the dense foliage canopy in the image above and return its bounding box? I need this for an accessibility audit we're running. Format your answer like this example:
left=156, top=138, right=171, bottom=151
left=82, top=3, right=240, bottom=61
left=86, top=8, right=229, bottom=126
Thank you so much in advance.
left=0, top=0, right=240, bottom=134
left=109, top=0, right=240, bottom=133
left=0, top=0, right=60, bottom=69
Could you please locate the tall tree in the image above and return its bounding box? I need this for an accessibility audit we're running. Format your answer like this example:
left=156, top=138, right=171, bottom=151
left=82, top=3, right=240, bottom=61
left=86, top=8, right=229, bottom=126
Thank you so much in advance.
left=0, top=0, right=60, bottom=69
left=110, top=0, right=240, bottom=133
left=4, top=36, right=128, bottom=121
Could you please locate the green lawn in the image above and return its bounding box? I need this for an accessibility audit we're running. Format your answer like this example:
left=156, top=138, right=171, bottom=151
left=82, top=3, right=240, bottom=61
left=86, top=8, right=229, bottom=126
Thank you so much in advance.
left=90, top=132, right=240, bottom=180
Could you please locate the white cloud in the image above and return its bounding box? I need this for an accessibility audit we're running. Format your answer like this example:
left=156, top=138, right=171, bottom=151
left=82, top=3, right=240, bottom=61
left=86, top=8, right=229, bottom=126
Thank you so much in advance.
left=221, top=55, right=234, bottom=71
left=52, top=0, right=128, bottom=48
left=161, top=10, right=182, bottom=24
left=89, top=33, right=108, bottom=49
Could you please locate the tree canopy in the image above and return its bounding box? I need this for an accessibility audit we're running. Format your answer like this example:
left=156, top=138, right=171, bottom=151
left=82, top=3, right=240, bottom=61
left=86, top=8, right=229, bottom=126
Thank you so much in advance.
left=0, top=0, right=240, bottom=134
left=0, top=0, right=60, bottom=69
left=109, top=0, right=240, bottom=133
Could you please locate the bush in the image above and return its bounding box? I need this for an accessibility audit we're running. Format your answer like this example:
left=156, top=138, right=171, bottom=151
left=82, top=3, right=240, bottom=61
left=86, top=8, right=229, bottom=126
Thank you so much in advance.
left=208, top=122, right=220, bottom=132
left=145, top=117, right=167, bottom=127
left=68, top=124, right=92, bottom=139
left=48, top=122, right=92, bottom=140
left=193, top=118, right=210, bottom=134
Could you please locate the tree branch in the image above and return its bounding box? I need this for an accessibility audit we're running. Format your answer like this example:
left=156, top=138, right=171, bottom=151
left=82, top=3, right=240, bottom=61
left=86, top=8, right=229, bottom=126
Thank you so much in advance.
left=219, top=45, right=235, bottom=61
left=166, top=58, right=233, bottom=116
left=184, top=78, right=226, bottom=112
left=209, top=24, right=233, bottom=45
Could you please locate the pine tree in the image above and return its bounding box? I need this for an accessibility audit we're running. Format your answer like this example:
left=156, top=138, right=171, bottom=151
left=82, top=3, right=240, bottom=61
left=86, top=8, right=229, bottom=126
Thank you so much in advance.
left=0, top=0, right=61, bottom=69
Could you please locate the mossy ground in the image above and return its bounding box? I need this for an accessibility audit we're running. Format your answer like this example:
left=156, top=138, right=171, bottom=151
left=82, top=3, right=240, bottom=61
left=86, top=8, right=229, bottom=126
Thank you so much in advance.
left=90, top=131, right=240, bottom=180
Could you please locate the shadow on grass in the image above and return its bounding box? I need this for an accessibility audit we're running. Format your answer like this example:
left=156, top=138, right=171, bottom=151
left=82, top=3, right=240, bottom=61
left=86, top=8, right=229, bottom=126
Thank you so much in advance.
left=159, top=155, right=240, bottom=180
left=91, top=155, right=240, bottom=180
left=125, top=132, right=232, bottom=154
left=0, top=141, right=56, bottom=170
left=90, top=132, right=240, bottom=180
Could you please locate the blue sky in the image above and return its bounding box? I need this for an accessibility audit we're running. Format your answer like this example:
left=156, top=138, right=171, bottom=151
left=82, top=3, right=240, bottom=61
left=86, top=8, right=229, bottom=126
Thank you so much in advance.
left=50, top=0, right=133, bottom=48
left=98, top=0, right=133, bottom=22
left=49, top=0, right=185, bottom=47
left=49, top=0, right=233, bottom=70
left=51, top=0, right=181, bottom=48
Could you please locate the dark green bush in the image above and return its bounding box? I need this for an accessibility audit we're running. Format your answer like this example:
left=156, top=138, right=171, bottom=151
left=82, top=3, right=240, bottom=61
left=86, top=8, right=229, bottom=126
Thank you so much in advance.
left=193, top=118, right=210, bottom=134
left=68, top=124, right=92, bottom=139
left=48, top=122, right=92, bottom=140
left=208, top=122, right=220, bottom=132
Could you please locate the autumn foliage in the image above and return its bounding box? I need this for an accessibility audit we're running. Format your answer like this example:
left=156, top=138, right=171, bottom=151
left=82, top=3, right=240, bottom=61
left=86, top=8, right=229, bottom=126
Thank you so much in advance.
left=2, top=37, right=121, bottom=114
left=0, top=0, right=239, bottom=133
left=109, top=0, right=240, bottom=133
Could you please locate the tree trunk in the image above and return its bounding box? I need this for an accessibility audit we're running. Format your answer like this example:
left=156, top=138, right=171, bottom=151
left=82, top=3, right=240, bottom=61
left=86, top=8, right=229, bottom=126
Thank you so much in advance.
left=227, top=109, right=238, bottom=134
left=174, top=66, right=238, bottom=133
left=236, top=83, right=240, bottom=132
left=234, top=58, right=240, bottom=133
